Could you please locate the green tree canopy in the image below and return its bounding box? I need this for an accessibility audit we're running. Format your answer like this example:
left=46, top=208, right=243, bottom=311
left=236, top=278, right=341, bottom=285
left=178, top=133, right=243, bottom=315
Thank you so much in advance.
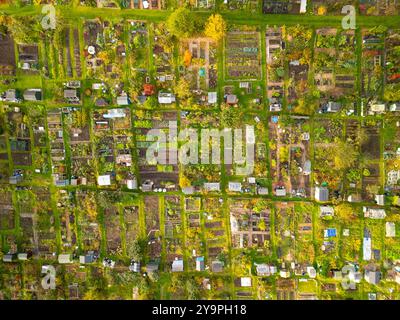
left=166, top=7, right=197, bottom=39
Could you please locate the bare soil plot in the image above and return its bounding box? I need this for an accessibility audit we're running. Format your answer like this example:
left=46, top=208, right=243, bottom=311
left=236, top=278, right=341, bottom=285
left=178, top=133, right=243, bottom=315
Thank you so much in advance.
left=263, top=0, right=301, bottom=14
left=65, top=27, right=73, bottom=78
left=124, top=205, right=140, bottom=246
left=104, top=205, right=122, bottom=254
left=361, top=125, right=381, bottom=160
left=144, top=196, right=162, bottom=260
left=144, top=195, right=159, bottom=232
left=0, top=206, right=15, bottom=230
left=73, top=29, right=82, bottom=77
left=11, top=153, right=32, bottom=166
left=0, top=33, right=16, bottom=75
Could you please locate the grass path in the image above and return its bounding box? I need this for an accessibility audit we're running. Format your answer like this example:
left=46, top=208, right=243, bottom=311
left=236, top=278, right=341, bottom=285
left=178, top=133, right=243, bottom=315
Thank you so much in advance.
left=2, top=4, right=400, bottom=27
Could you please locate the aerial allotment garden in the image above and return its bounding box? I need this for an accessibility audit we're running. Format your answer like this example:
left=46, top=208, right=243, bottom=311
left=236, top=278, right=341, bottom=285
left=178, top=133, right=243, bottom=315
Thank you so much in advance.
left=0, top=1, right=400, bottom=301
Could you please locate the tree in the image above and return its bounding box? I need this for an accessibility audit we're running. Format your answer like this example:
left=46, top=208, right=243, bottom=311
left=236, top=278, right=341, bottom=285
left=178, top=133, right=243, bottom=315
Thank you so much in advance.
left=166, top=7, right=196, bottom=39
left=317, top=6, right=327, bottom=15
left=204, top=14, right=227, bottom=43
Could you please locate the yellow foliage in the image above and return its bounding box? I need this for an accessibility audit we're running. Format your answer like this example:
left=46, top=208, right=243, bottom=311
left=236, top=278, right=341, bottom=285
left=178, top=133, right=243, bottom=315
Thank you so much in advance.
left=179, top=175, right=191, bottom=188
left=135, top=109, right=146, bottom=119
left=318, top=6, right=327, bottom=15
left=84, top=196, right=97, bottom=219
left=0, top=16, right=11, bottom=26
left=335, top=203, right=356, bottom=222
left=204, top=14, right=227, bottom=42
left=83, top=289, right=101, bottom=300
left=367, top=7, right=377, bottom=15
left=97, top=51, right=109, bottom=64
